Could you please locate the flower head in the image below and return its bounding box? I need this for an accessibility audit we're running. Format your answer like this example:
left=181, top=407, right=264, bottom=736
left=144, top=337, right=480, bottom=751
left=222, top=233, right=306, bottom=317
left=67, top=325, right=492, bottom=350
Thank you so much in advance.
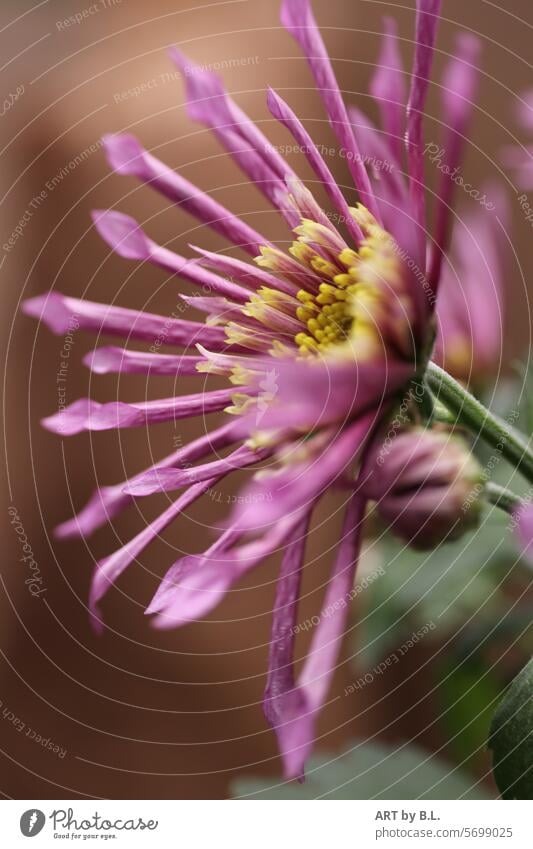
left=24, top=0, right=494, bottom=778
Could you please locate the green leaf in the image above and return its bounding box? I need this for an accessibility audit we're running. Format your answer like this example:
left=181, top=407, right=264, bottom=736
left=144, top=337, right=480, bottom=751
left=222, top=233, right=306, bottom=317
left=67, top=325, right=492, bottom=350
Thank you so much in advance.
left=232, top=739, right=492, bottom=800
left=489, top=658, right=533, bottom=799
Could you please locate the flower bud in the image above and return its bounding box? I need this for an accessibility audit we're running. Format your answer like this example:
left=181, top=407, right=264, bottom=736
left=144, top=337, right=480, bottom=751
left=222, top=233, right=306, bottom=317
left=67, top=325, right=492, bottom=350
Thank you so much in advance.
left=363, top=427, right=484, bottom=550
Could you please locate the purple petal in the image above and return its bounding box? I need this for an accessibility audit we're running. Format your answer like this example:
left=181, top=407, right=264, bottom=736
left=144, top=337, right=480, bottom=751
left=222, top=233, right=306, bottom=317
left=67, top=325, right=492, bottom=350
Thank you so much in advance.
left=267, top=88, right=363, bottom=245
left=192, top=246, right=299, bottom=298
left=406, top=0, right=442, bottom=242
left=42, top=389, right=238, bottom=435
left=169, top=47, right=295, bottom=181
left=231, top=415, right=375, bottom=532
left=124, top=444, right=268, bottom=496
left=276, top=492, right=367, bottom=779
left=54, top=420, right=239, bottom=539
left=90, top=478, right=217, bottom=630
left=148, top=511, right=307, bottom=628
left=514, top=502, right=533, bottom=567
left=280, top=0, right=379, bottom=219
left=83, top=347, right=204, bottom=376
left=263, top=511, right=312, bottom=738
left=168, top=48, right=299, bottom=226
left=23, top=291, right=224, bottom=347
left=102, top=133, right=267, bottom=256
left=428, top=33, right=481, bottom=290
left=92, top=209, right=250, bottom=300
left=234, top=355, right=411, bottom=438
left=370, top=17, right=407, bottom=161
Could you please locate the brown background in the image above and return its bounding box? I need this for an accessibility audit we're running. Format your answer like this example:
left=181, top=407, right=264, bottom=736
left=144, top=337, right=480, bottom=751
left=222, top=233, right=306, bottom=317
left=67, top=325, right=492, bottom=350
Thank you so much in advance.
left=1, top=0, right=532, bottom=799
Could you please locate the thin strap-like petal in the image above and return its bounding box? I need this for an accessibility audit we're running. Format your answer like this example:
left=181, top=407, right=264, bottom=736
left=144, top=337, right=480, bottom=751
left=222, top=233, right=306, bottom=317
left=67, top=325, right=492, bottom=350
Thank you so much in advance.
left=370, top=17, right=407, bottom=162
left=147, top=510, right=307, bottom=628
left=83, top=347, right=204, bottom=376
left=406, top=0, right=442, bottom=245
left=42, top=389, right=238, bottom=435
left=102, top=133, right=268, bottom=255
left=277, top=491, right=366, bottom=779
left=89, top=478, right=218, bottom=630
left=281, top=0, right=379, bottom=220
left=54, top=420, right=239, bottom=539
left=124, top=443, right=269, bottom=496
left=428, top=33, right=481, bottom=290
left=92, top=209, right=251, bottom=302
left=22, top=291, right=223, bottom=346
left=267, top=88, right=364, bottom=244
left=263, top=511, right=312, bottom=736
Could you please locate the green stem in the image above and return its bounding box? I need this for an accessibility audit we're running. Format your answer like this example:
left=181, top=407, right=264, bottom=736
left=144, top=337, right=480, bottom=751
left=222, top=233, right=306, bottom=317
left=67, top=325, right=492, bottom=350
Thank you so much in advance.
left=426, top=361, right=533, bottom=484
left=485, top=482, right=522, bottom=515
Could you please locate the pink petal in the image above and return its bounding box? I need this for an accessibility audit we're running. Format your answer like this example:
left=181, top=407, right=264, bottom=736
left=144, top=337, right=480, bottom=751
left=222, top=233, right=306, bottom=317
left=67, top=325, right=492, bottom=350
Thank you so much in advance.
left=102, top=133, right=267, bottom=256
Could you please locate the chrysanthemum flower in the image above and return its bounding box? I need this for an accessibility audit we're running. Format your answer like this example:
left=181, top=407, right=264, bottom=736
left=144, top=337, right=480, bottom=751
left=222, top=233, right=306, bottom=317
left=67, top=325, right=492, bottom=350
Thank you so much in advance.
left=24, top=0, right=489, bottom=778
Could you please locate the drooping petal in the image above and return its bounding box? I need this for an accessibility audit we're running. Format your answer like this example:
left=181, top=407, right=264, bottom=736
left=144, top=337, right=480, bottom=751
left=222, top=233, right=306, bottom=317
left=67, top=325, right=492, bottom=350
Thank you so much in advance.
left=42, top=389, right=238, bottom=435
left=92, top=210, right=251, bottom=302
left=54, top=420, right=239, bottom=539
left=280, top=0, right=379, bottom=219
left=89, top=478, right=217, bottom=630
left=428, top=33, right=481, bottom=290
left=83, top=347, right=204, bottom=376
left=406, top=0, right=442, bottom=245
left=147, top=510, right=308, bottom=628
left=263, top=511, right=312, bottom=736
left=370, top=17, right=407, bottom=162
left=275, top=491, right=367, bottom=779
left=123, top=443, right=269, bottom=496
left=22, top=291, right=224, bottom=347
left=102, top=133, right=267, bottom=255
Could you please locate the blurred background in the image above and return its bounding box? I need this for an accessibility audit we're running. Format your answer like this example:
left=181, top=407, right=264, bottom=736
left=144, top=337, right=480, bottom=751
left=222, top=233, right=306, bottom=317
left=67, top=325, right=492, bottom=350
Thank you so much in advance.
left=1, top=0, right=532, bottom=799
